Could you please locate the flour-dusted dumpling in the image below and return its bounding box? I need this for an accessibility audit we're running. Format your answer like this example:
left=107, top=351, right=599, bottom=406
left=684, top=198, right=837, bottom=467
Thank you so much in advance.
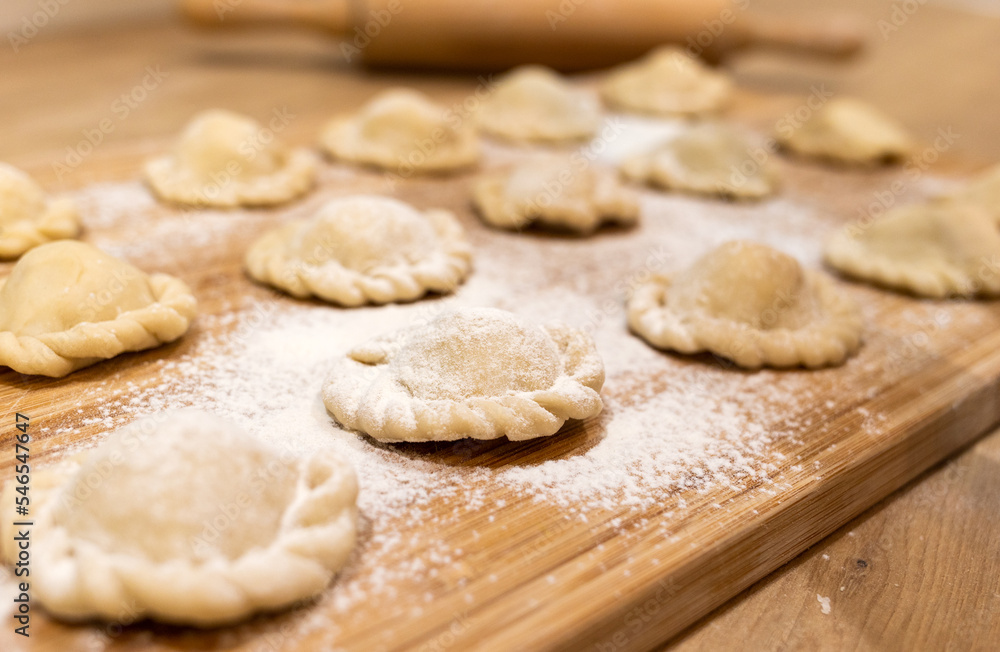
left=472, top=155, right=639, bottom=233
left=777, top=98, right=913, bottom=165
left=476, top=66, right=601, bottom=143
left=246, top=196, right=472, bottom=306
left=628, top=241, right=863, bottom=369
left=0, top=410, right=358, bottom=626
left=621, top=123, right=778, bottom=199
left=323, top=307, right=605, bottom=442
left=0, top=162, right=80, bottom=259
left=939, top=163, right=1000, bottom=223
left=600, top=46, right=732, bottom=117
left=0, top=240, right=196, bottom=376
left=825, top=202, right=1000, bottom=298
left=144, top=109, right=317, bottom=207
left=320, top=89, right=480, bottom=174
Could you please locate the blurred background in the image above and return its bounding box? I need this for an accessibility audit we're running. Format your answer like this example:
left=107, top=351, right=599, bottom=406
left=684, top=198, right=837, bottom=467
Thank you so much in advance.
left=1, top=0, right=999, bottom=180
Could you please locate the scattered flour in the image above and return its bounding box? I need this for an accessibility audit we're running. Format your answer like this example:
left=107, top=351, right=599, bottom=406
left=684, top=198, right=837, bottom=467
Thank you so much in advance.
left=1, top=130, right=985, bottom=643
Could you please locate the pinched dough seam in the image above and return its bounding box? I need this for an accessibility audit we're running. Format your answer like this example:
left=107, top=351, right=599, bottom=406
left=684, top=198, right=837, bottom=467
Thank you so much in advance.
left=825, top=231, right=1000, bottom=298
left=0, top=199, right=81, bottom=259
left=0, top=274, right=197, bottom=377
left=627, top=274, right=863, bottom=369
left=323, top=323, right=605, bottom=442
left=320, top=117, right=480, bottom=173
left=144, top=149, right=317, bottom=208
left=245, top=211, right=473, bottom=306
left=473, top=171, right=639, bottom=233
left=16, top=453, right=357, bottom=626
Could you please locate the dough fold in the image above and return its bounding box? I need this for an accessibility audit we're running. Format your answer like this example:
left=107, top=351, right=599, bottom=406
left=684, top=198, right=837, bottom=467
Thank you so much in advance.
left=0, top=162, right=81, bottom=259
left=621, top=123, right=778, bottom=199
left=145, top=109, right=317, bottom=207
left=600, top=46, right=732, bottom=117
left=476, top=66, right=601, bottom=143
left=825, top=202, right=1000, bottom=298
left=473, top=155, right=639, bottom=233
left=0, top=410, right=358, bottom=627
left=246, top=196, right=473, bottom=306
left=320, top=89, right=479, bottom=173
left=0, top=241, right=197, bottom=377
left=628, top=241, right=863, bottom=369
left=323, top=307, right=605, bottom=442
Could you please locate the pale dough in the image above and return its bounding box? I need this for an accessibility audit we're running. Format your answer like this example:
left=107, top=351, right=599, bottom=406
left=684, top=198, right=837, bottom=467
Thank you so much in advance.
left=144, top=109, right=317, bottom=207
left=472, top=155, right=639, bottom=233
left=824, top=202, right=1000, bottom=298
left=0, top=410, right=358, bottom=626
left=621, top=123, right=779, bottom=199
left=777, top=97, right=913, bottom=165
left=628, top=241, right=863, bottom=369
left=476, top=66, right=601, bottom=143
left=0, top=240, right=197, bottom=376
left=246, top=195, right=473, bottom=306
left=320, top=89, right=480, bottom=173
left=323, top=307, right=605, bottom=442
left=600, top=46, right=733, bottom=117
left=939, top=163, right=1000, bottom=224
left=0, top=162, right=80, bottom=259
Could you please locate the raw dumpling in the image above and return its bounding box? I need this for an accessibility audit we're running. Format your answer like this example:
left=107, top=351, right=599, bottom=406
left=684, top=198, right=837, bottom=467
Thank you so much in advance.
left=939, top=163, right=1000, bottom=223
left=628, top=241, right=863, bottom=369
left=824, top=202, right=1000, bottom=298
left=246, top=195, right=472, bottom=306
left=777, top=98, right=913, bottom=165
left=600, top=46, right=732, bottom=117
left=476, top=66, right=601, bottom=143
left=323, top=307, right=605, bottom=442
left=621, top=123, right=778, bottom=199
left=0, top=410, right=358, bottom=626
left=0, top=162, right=80, bottom=259
left=320, top=89, right=480, bottom=174
left=0, top=240, right=197, bottom=376
left=144, top=109, right=317, bottom=207
left=472, top=155, right=639, bottom=233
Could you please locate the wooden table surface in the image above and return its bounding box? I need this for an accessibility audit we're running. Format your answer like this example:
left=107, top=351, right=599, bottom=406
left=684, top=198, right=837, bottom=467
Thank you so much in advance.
left=1, top=1, right=998, bottom=650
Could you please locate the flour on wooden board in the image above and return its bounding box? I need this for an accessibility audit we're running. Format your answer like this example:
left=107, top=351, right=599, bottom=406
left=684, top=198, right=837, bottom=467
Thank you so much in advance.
left=1, top=136, right=989, bottom=639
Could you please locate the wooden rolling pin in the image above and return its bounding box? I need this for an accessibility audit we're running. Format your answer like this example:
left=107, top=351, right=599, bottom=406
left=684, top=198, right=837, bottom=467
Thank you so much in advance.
left=181, top=0, right=863, bottom=71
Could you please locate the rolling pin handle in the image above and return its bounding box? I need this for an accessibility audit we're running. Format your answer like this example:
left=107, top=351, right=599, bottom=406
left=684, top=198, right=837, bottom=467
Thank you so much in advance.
left=735, top=15, right=866, bottom=59
left=179, top=0, right=352, bottom=34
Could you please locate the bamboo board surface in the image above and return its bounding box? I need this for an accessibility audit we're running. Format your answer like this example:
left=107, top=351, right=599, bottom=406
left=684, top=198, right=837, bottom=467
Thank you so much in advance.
left=1, top=91, right=999, bottom=652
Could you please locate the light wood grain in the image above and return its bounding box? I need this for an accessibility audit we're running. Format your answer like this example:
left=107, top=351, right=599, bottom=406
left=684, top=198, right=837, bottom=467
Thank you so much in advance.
left=1, top=93, right=999, bottom=650
left=1, top=5, right=999, bottom=650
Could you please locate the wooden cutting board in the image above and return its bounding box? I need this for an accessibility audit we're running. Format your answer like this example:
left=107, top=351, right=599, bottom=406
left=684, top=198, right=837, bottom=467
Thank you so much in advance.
left=1, top=91, right=998, bottom=652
